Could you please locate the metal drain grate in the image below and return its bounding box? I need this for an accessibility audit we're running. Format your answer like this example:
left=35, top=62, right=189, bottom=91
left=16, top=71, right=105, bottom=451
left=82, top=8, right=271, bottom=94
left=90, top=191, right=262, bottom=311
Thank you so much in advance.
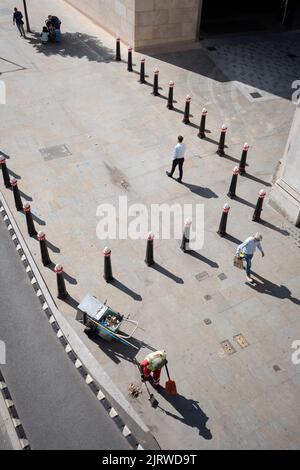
left=234, top=334, right=249, bottom=349
left=195, top=272, right=209, bottom=282
left=39, top=144, right=72, bottom=161
left=221, top=340, right=236, bottom=355
left=218, top=273, right=227, bottom=281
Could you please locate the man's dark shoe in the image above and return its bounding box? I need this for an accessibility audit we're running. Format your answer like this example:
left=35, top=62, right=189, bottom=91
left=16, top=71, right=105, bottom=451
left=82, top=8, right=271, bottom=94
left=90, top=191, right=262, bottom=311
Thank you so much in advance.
left=166, top=171, right=172, bottom=178
left=176, top=178, right=182, bottom=183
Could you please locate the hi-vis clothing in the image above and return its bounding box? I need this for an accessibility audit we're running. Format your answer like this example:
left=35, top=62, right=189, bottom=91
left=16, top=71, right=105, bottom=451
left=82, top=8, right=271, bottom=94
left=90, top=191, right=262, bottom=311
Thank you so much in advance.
left=143, top=350, right=167, bottom=371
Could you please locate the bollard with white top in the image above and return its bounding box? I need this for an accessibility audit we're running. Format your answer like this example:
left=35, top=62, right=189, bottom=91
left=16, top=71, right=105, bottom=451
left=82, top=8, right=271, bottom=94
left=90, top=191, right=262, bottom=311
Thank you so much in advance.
left=24, top=203, right=37, bottom=237
left=0, top=156, right=11, bottom=188
left=227, top=167, right=239, bottom=199
left=216, top=124, right=228, bottom=156
left=127, top=47, right=133, bottom=72
left=10, top=178, right=23, bottom=212
left=252, top=189, right=266, bottom=222
left=139, top=57, right=146, bottom=83
left=217, top=203, right=230, bottom=237
left=183, top=95, right=191, bottom=124
left=153, top=68, right=159, bottom=96
left=145, top=232, right=155, bottom=267
left=37, top=231, right=52, bottom=266
left=239, top=143, right=250, bottom=175
left=54, top=264, right=68, bottom=300
left=103, top=247, right=113, bottom=283
left=116, top=37, right=121, bottom=61
left=198, top=108, right=207, bottom=139
left=167, top=81, right=175, bottom=110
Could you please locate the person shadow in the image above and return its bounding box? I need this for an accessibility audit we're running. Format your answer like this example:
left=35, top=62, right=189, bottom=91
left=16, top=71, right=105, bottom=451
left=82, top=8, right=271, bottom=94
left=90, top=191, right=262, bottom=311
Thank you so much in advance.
left=250, top=272, right=300, bottom=304
left=158, top=389, right=212, bottom=440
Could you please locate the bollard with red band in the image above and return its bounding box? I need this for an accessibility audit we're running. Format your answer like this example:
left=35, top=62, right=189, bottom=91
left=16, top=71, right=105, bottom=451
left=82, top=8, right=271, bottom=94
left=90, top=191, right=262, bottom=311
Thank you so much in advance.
left=217, top=203, right=230, bottom=237
left=239, top=143, right=250, bottom=175
left=216, top=124, right=228, bottom=156
left=180, top=219, right=192, bottom=253
left=252, top=189, right=266, bottom=222
left=37, top=231, right=52, bottom=266
left=227, top=167, right=239, bottom=199
left=54, top=264, right=68, bottom=300
left=10, top=178, right=23, bottom=212
left=116, top=37, right=121, bottom=61
left=103, top=247, right=113, bottom=283
left=24, top=203, right=37, bottom=237
left=198, top=108, right=208, bottom=139
left=127, top=47, right=133, bottom=72
left=0, top=156, right=11, bottom=188
left=167, top=81, right=175, bottom=110
left=182, top=95, right=191, bottom=124
left=139, top=57, right=146, bottom=84
left=145, top=232, right=155, bottom=266
left=153, top=68, right=159, bottom=96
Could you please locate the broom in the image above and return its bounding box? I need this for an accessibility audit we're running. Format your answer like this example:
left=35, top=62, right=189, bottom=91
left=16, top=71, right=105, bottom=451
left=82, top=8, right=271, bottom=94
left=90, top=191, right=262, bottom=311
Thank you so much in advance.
left=165, top=363, right=177, bottom=395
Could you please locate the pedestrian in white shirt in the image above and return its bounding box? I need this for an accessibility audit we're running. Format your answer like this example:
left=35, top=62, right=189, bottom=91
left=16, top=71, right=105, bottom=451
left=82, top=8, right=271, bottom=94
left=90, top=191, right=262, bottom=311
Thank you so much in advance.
left=236, top=233, right=265, bottom=283
left=166, top=136, right=186, bottom=183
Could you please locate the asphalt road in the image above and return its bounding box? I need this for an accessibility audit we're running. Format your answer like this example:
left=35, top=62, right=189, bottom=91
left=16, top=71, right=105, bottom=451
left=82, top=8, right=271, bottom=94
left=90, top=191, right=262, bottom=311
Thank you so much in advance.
left=0, top=217, right=131, bottom=450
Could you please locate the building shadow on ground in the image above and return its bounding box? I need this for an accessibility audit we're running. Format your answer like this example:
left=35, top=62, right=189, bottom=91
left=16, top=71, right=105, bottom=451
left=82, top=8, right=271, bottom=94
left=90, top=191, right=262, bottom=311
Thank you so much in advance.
left=26, top=31, right=114, bottom=62
left=157, top=389, right=212, bottom=440
left=249, top=272, right=300, bottom=304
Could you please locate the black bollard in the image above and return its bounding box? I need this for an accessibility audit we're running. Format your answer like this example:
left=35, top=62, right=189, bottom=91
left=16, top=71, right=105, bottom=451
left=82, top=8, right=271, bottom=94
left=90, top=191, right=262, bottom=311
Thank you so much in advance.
left=252, top=189, right=266, bottom=222
left=103, top=247, right=113, bottom=283
left=167, top=81, right=175, bottom=110
left=0, top=157, right=11, bottom=188
left=227, top=167, right=239, bottom=199
left=139, top=57, right=146, bottom=83
left=54, top=264, right=68, bottom=300
left=145, top=232, right=155, bottom=267
left=216, top=124, right=228, bottom=156
left=153, top=68, right=159, bottom=96
left=182, top=95, right=191, bottom=124
left=10, top=178, right=23, bottom=212
left=217, top=204, right=230, bottom=237
left=180, top=219, right=192, bottom=253
left=198, top=108, right=207, bottom=139
left=116, top=37, right=121, bottom=61
left=127, top=47, right=133, bottom=72
left=239, top=143, right=250, bottom=176
left=37, top=231, right=52, bottom=266
left=24, top=203, right=37, bottom=237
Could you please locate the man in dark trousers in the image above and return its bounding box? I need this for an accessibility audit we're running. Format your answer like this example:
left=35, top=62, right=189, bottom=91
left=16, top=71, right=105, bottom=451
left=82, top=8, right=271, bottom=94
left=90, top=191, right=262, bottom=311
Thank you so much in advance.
left=13, top=7, right=26, bottom=37
left=166, top=135, right=186, bottom=183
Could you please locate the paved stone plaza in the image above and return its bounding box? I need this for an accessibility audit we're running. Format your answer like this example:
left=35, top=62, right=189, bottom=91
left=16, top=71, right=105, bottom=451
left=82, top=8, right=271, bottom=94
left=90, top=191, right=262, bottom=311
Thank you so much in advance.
left=1, top=0, right=300, bottom=449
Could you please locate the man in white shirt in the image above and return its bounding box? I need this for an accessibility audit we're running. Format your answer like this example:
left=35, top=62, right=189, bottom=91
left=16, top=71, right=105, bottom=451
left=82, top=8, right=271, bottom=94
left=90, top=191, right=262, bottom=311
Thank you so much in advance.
left=166, top=136, right=186, bottom=183
left=236, top=233, right=265, bottom=283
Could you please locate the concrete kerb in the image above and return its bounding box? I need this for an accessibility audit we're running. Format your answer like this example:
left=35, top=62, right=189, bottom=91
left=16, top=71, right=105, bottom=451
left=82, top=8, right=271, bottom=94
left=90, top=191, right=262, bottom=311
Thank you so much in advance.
left=0, top=190, right=159, bottom=451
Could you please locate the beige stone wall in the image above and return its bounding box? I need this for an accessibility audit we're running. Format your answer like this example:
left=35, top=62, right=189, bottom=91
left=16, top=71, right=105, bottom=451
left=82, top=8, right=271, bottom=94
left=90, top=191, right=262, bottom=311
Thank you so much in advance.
left=63, top=0, right=136, bottom=46
left=135, top=0, right=202, bottom=50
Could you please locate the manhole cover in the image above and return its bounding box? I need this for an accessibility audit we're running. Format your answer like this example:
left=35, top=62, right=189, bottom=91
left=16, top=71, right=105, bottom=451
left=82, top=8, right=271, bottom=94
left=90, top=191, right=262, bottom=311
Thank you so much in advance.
left=204, top=318, right=212, bottom=325
left=221, top=340, right=236, bottom=356
left=218, top=273, right=227, bottom=281
left=234, top=334, right=249, bottom=349
left=195, top=272, right=209, bottom=282
left=250, top=92, right=262, bottom=99
left=39, top=144, right=72, bottom=161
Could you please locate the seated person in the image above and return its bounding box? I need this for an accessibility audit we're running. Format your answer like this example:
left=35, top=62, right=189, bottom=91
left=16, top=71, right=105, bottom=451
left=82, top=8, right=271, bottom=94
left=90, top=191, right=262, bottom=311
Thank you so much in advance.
left=40, top=26, right=49, bottom=44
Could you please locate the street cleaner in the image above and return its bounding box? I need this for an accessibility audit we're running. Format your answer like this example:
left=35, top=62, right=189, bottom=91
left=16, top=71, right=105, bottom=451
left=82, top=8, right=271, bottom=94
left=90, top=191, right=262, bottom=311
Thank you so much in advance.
left=140, top=350, right=167, bottom=390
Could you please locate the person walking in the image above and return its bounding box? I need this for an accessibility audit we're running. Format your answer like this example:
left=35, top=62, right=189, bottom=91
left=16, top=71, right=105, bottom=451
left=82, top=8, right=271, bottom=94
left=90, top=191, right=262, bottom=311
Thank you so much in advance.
left=166, top=135, right=186, bottom=183
left=13, top=7, right=26, bottom=37
left=140, top=350, right=167, bottom=390
left=236, top=233, right=265, bottom=283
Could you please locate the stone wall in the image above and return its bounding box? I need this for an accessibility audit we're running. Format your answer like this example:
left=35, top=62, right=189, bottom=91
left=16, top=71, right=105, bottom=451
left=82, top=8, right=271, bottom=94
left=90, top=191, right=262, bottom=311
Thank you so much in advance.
left=63, top=0, right=136, bottom=46
left=135, top=0, right=202, bottom=50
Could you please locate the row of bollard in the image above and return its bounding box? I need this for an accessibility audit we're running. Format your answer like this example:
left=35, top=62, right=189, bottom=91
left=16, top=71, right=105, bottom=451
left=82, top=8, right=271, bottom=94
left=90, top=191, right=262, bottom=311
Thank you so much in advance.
left=0, top=156, right=68, bottom=300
